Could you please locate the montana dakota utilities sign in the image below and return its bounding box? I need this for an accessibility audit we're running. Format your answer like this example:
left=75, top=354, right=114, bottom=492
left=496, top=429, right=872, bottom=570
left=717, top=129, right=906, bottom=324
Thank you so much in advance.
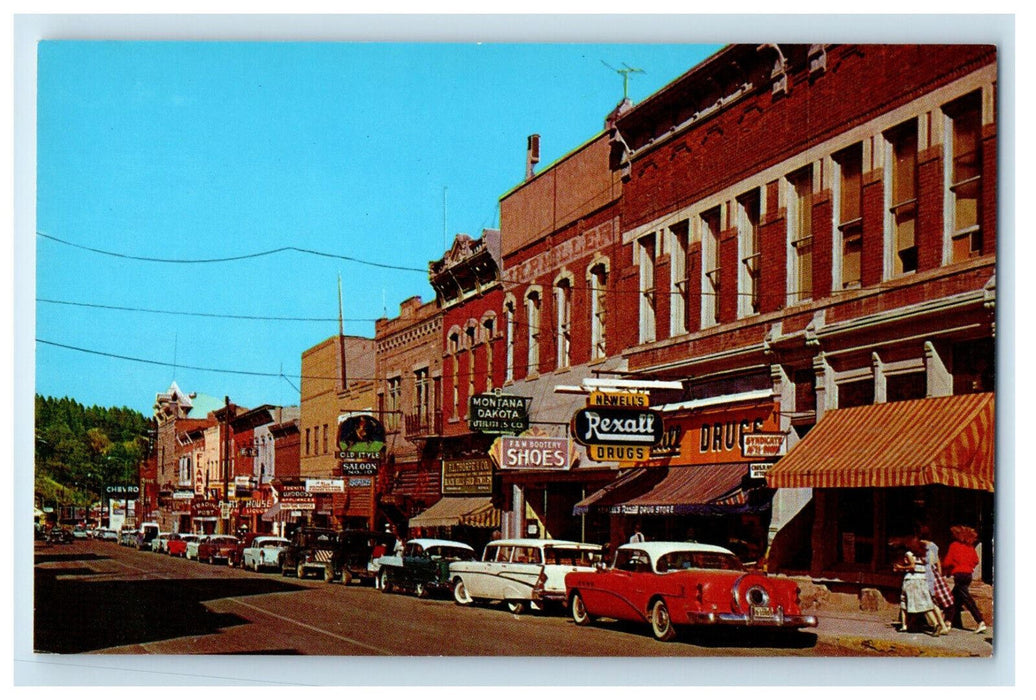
left=469, top=392, right=529, bottom=434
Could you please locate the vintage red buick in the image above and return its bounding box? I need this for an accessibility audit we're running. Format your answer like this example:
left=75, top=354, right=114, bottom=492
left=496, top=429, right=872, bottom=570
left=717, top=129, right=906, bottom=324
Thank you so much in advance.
left=564, top=541, right=817, bottom=641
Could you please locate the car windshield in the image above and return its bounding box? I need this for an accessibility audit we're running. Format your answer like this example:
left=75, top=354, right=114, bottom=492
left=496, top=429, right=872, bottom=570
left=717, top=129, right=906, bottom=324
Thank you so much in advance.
left=261, top=540, right=288, bottom=548
left=211, top=537, right=237, bottom=545
left=300, top=532, right=337, bottom=547
left=545, top=547, right=599, bottom=566
left=427, top=546, right=474, bottom=561
left=657, top=550, right=744, bottom=572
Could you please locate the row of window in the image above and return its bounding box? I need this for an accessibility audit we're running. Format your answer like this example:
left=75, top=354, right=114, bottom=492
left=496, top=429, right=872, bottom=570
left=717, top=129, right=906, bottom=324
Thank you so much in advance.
left=495, top=88, right=986, bottom=380
left=634, top=88, right=985, bottom=344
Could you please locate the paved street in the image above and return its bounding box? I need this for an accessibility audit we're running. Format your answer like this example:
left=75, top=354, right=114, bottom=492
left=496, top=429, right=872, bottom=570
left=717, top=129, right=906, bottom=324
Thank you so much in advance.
left=36, top=538, right=837, bottom=657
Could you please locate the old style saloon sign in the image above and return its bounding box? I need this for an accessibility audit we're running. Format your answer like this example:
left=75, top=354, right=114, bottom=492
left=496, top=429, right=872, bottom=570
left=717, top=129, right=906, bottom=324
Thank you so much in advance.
left=469, top=391, right=530, bottom=434
left=572, top=404, right=664, bottom=462
left=338, top=414, right=385, bottom=476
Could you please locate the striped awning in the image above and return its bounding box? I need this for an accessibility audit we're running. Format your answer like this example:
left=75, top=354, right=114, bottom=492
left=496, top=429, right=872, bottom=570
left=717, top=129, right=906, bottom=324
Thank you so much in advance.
left=766, top=393, right=995, bottom=491
left=574, top=464, right=768, bottom=516
left=408, top=496, right=501, bottom=529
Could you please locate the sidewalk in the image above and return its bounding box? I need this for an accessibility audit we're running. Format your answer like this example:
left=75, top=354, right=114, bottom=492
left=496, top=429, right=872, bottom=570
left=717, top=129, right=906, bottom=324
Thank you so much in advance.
left=812, top=607, right=993, bottom=657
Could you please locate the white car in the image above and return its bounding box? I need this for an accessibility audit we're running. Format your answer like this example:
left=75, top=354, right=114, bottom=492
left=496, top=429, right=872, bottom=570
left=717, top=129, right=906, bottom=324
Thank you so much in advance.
left=151, top=532, right=173, bottom=553
left=241, top=536, right=290, bottom=572
left=449, top=538, right=603, bottom=614
left=185, top=535, right=210, bottom=561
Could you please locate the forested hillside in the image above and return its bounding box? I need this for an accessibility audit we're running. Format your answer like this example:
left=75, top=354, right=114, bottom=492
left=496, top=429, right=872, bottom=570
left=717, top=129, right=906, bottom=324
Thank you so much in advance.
left=35, top=395, right=152, bottom=506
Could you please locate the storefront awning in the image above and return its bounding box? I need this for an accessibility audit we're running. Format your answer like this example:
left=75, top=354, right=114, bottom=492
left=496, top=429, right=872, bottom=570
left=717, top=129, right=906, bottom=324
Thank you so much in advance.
left=574, top=464, right=768, bottom=516
left=766, top=393, right=995, bottom=491
left=408, top=496, right=501, bottom=529
left=261, top=503, right=302, bottom=523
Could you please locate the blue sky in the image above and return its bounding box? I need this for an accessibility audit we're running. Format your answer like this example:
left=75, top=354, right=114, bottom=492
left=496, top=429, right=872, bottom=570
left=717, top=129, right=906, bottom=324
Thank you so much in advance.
left=35, top=41, right=723, bottom=415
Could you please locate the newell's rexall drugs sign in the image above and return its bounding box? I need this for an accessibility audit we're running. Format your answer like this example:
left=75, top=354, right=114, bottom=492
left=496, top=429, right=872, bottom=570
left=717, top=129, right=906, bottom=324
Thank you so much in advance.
left=571, top=407, right=664, bottom=447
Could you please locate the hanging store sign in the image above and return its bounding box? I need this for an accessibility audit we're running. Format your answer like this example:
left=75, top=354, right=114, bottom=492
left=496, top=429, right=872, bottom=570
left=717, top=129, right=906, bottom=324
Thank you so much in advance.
left=339, top=460, right=380, bottom=476
left=348, top=477, right=373, bottom=488
left=749, top=463, right=774, bottom=480
left=191, top=500, right=219, bottom=518
left=571, top=407, right=664, bottom=447
left=240, top=498, right=274, bottom=516
left=173, top=489, right=195, bottom=500
left=337, top=414, right=386, bottom=455
left=105, top=485, right=140, bottom=499
left=587, top=391, right=649, bottom=408
left=306, top=478, right=346, bottom=493
left=469, top=392, right=530, bottom=434
left=741, top=433, right=787, bottom=459
left=493, top=436, right=573, bottom=470
left=442, top=458, right=494, bottom=495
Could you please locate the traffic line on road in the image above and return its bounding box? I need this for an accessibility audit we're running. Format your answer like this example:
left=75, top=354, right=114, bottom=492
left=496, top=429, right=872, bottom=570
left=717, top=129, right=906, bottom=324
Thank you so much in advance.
left=226, top=598, right=396, bottom=655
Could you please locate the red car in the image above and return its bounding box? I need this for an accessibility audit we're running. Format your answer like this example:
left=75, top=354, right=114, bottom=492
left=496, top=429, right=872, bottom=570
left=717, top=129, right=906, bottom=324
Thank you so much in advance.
left=564, top=541, right=817, bottom=642
left=196, top=535, right=240, bottom=564
left=167, top=533, right=199, bottom=558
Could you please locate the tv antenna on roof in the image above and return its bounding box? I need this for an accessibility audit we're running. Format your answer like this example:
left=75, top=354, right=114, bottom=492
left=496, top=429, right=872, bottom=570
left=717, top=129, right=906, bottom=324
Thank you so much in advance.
left=601, top=61, right=645, bottom=100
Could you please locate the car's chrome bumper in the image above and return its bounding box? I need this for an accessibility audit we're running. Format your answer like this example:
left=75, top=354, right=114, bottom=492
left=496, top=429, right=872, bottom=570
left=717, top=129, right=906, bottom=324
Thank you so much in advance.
left=685, top=610, right=818, bottom=628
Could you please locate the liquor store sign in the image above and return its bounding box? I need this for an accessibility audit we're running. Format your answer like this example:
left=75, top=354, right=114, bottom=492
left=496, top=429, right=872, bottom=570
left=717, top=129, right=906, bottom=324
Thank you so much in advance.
left=469, top=392, right=530, bottom=434
left=442, top=458, right=493, bottom=495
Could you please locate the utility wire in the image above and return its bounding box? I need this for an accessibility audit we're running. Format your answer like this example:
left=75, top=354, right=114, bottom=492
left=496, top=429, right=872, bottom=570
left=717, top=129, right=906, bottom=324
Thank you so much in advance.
left=37, top=231, right=427, bottom=273
left=37, top=298, right=381, bottom=323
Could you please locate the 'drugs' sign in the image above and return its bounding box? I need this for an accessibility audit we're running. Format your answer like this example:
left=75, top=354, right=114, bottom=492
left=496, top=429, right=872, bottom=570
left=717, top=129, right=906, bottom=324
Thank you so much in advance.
left=648, top=401, right=782, bottom=466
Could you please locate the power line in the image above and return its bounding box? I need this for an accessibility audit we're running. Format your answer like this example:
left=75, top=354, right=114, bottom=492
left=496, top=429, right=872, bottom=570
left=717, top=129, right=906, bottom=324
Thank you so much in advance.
left=37, top=298, right=381, bottom=323
left=37, top=231, right=428, bottom=273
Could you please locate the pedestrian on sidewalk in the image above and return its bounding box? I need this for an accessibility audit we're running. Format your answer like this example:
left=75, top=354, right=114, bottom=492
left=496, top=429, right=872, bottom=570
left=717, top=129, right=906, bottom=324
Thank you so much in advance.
left=893, top=539, right=946, bottom=635
left=629, top=522, right=645, bottom=544
left=918, top=527, right=953, bottom=634
left=943, top=525, right=987, bottom=634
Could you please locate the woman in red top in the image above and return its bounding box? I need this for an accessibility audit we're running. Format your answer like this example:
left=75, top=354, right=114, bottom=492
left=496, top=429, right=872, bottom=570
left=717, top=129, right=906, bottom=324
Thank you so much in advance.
left=942, top=525, right=987, bottom=633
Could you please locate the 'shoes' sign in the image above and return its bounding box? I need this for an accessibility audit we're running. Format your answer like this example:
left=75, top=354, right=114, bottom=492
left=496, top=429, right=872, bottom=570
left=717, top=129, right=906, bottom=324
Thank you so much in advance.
left=469, top=393, right=529, bottom=434
left=495, top=436, right=572, bottom=470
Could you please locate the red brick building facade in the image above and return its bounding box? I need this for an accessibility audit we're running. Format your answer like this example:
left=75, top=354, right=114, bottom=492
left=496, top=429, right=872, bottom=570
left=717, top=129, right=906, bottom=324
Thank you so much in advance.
left=596, top=44, right=997, bottom=586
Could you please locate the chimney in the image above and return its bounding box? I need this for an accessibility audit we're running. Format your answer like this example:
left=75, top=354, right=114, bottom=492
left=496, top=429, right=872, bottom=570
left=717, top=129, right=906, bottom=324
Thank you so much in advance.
left=525, top=134, right=540, bottom=181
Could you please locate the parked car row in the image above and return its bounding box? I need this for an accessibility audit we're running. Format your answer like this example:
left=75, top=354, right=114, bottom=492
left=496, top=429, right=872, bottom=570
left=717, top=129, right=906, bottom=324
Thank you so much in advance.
left=93, top=525, right=819, bottom=643
left=380, top=537, right=818, bottom=643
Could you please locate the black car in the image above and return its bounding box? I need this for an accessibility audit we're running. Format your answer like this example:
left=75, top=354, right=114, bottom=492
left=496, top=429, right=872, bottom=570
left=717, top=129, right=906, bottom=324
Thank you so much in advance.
left=46, top=528, right=74, bottom=544
left=280, top=527, right=340, bottom=581
left=379, top=538, right=476, bottom=598
left=332, top=530, right=398, bottom=585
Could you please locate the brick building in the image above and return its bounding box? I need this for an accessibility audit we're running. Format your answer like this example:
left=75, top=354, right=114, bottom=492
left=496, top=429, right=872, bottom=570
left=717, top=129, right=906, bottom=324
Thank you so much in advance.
left=575, top=44, right=998, bottom=588
left=298, top=333, right=377, bottom=529
left=495, top=124, right=633, bottom=543
left=409, top=231, right=506, bottom=546
left=374, top=295, right=444, bottom=530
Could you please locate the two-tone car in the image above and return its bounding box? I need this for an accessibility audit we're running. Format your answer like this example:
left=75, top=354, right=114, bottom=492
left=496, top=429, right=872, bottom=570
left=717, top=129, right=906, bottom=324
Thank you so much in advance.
left=168, top=533, right=198, bottom=557
left=241, top=536, right=291, bottom=572
left=150, top=532, right=174, bottom=553
left=564, top=541, right=818, bottom=642
left=450, top=538, right=602, bottom=614
left=196, top=535, right=240, bottom=564
left=378, top=538, right=475, bottom=598
left=184, top=534, right=210, bottom=561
